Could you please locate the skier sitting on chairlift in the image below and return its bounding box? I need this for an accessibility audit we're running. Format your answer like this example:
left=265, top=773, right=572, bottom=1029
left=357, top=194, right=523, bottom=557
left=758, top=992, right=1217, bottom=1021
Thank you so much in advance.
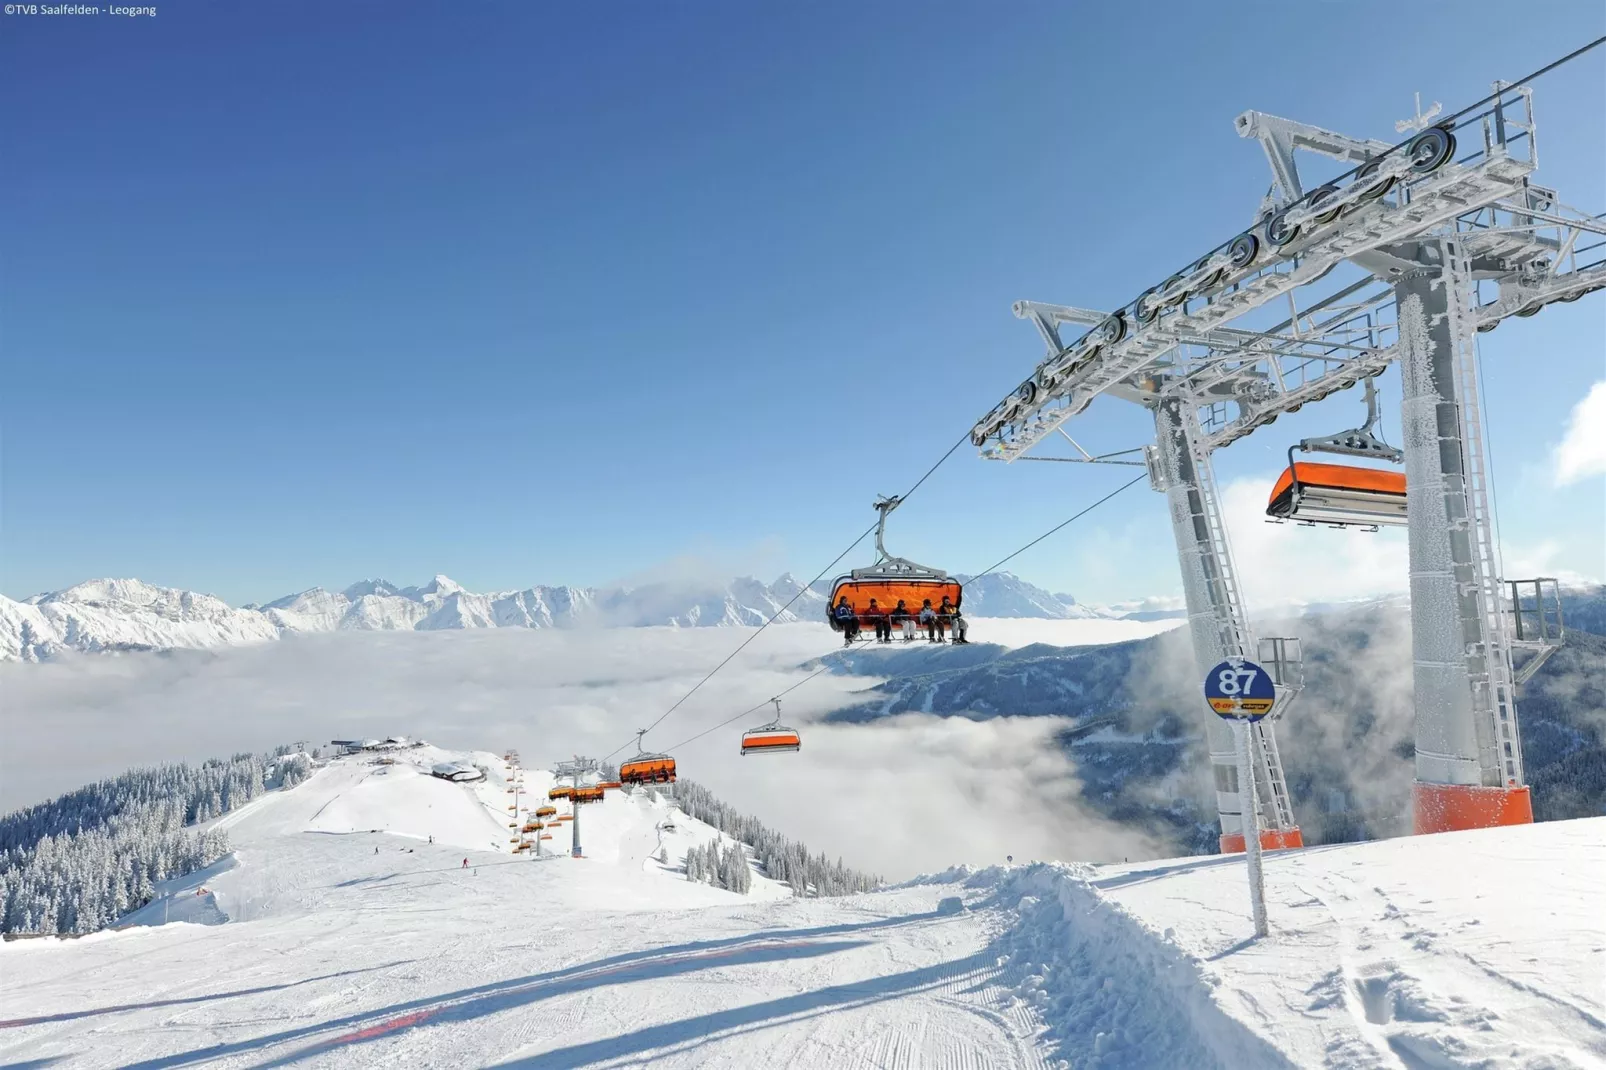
left=865, top=598, right=892, bottom=643
left=889, top=599, right=915, bottom=641
left=941, top=596, right=968, bottom=644
left=833, top=596, right=859, bottom=645
left=919, top=599, right=943, bottom=642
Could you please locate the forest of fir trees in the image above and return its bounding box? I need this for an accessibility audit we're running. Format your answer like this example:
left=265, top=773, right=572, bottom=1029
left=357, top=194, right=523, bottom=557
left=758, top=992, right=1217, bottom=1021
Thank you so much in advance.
left=0, top=747, right=315, bottom=936
left=661, top=779, right=880, bottom=897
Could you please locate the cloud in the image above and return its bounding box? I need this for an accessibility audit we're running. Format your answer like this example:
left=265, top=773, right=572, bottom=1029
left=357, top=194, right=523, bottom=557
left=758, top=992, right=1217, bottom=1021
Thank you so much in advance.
left=1218, top=475, right=1409, bottom=609
left=1500, top=538, right=1602, bottom=587
left=1553, top=381, right=1606, bottom=487
left=0, top=623, right=1158, bottom=879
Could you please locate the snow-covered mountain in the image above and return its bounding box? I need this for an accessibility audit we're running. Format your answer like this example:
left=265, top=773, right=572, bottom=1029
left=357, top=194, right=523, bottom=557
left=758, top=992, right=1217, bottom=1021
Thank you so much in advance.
left=0, top=573, right=835, bottom=661
left=1, top=570, right=1121, bottom=662
left=950, top=572, right=1110, bottom=619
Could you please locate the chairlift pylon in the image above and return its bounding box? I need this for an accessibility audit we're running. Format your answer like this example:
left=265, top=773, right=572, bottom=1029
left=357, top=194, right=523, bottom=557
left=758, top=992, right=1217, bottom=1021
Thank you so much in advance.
left=1267, top=378, right=1406, bottom=529
left=741, top=698, right=802, bottom=755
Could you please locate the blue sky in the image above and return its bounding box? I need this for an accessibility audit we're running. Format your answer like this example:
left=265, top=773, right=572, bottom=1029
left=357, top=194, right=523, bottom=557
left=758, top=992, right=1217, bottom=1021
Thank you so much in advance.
left=3, top=2, right=1602, bottom=607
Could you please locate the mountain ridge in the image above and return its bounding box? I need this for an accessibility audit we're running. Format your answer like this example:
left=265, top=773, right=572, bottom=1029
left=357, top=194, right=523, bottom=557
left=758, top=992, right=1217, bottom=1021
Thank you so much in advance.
left=1, top=570, right=1102, bottom=661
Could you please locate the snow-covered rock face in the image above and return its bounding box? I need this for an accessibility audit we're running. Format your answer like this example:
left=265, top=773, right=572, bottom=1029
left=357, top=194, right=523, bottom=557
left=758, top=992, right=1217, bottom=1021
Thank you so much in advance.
left=0, top=574, right=835, bottom=661
left=4, top=565, right=1306, bottom=663
left=951, top=573, right=1112, bottom=620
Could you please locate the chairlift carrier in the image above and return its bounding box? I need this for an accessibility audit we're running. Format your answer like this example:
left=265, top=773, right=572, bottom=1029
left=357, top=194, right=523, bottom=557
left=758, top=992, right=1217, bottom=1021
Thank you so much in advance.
left=741, top=698, right=802, bottom=755
left=1266, top=378, right=1406, bottom=529
left=620, top=729, right=679, bottom=785
left=827, top=497, right=962, bottom=636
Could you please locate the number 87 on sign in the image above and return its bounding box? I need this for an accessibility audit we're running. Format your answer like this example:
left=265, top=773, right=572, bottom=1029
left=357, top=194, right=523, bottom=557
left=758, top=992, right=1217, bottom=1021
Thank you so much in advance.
left=1203, top=659, right=1276, bottom=720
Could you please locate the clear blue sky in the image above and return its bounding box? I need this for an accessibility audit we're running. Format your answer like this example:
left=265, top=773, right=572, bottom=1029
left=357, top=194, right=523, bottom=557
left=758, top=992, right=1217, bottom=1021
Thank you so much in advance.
left=3, top=2, right=1602, bottom=606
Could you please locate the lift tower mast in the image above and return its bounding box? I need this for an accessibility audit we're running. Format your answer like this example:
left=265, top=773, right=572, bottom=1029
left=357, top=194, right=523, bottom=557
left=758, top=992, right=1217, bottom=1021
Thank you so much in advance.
left=971, top=82, right=1599, bottom=848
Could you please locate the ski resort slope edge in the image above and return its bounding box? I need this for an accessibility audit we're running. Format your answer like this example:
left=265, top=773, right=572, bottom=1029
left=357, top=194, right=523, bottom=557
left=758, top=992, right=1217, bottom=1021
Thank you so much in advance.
left=0, top=751, right=1600, bottom=1069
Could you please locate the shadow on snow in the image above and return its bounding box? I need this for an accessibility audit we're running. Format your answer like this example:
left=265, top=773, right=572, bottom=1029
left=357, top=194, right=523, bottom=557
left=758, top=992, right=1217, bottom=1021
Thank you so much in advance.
left=117, top=910, right=952, bottom=1068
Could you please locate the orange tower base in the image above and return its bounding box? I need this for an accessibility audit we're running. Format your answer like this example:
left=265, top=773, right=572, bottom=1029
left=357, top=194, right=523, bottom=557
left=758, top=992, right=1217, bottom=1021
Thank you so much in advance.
left=1412, top=782, right=1533, bottom=835
left=1219, top=826, right=1304, bottom=854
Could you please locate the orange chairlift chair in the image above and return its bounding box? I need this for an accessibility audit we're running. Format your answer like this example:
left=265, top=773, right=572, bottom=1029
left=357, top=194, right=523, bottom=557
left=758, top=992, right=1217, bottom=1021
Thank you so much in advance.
left=534, top=805, right=557, bottom=819
left=620, top=730, right=677, bottom=786
left=1266, top=378, right=1406, bottom=529
left=741, top=698, right=802, bottom=755
left=827, top=496, right=962, bottom=642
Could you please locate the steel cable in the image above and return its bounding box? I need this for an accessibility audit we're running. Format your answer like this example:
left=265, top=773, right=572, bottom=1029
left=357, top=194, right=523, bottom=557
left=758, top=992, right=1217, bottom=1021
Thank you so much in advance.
left=646, top=469, right=1149, bottom=756
left=602, top=429, right=974, bottom=761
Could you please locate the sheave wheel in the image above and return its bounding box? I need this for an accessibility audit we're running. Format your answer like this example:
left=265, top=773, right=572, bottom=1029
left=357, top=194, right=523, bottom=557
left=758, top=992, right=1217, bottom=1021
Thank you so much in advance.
left=1228, top=232, right=1259, bottom=269
left=1408, top=126, right=1456, bottom=174
left=1309, top=185, right=1343, bottom=225
left=1266, top=208, right=1300, bottom=247
left=1096, top=312, right=1126, bottom=346
left=1353, top=158, right=1395, bottom=205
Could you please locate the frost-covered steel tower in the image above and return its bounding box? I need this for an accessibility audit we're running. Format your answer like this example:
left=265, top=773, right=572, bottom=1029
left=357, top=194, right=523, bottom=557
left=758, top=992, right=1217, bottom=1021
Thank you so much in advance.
left=970, top=83, right=1600, bottom=847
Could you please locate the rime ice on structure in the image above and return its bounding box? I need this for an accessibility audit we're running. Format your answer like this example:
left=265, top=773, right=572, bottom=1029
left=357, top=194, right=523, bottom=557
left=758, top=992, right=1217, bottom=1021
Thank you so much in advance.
left=970, top=82, right=1600, bottom=846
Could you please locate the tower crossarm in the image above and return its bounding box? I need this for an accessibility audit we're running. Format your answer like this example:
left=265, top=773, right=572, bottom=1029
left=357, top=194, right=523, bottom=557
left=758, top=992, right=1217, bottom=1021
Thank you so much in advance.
left=1235, top=109, right=1395, bottom=205
left=975, top=88, right=1541, bottom=463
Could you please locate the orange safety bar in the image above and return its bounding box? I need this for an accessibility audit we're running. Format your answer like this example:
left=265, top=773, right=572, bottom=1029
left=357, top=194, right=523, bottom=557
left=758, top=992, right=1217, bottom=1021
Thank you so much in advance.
left=553, top=814, right=573, bottom=822
left=827, top=579, right=963, bottom=631
left=539, top=834, right=553, bottom=840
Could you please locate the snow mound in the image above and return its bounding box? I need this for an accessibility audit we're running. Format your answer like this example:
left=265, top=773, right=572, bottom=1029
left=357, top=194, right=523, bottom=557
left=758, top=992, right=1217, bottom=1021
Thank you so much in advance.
left=993, top=816, right=1606, bottom=1069
left=303, top=760, right=510, bottom=850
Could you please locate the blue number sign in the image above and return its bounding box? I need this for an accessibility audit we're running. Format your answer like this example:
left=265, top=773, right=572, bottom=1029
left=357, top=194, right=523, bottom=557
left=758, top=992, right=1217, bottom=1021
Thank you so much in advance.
left=1203, top=659, right=1276, bottom=721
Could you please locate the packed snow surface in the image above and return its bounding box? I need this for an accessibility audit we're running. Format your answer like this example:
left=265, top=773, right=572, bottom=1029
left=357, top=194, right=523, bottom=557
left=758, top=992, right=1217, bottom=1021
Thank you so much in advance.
left=2, top=750, right=1599, bottom=1068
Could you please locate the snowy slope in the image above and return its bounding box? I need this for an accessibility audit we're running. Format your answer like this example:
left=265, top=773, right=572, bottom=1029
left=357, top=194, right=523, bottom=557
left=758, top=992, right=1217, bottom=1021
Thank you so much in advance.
left=0, top=750, right=1046, bottom=1068
left=2, top=744, right=1601, bottom=1068
left=952, top=817, right=1606, bottom=1068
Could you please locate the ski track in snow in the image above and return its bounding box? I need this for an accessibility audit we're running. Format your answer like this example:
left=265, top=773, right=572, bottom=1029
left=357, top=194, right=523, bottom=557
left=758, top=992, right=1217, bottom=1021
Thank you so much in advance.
left=1, top=749, right=1600, bottom=1069
left=0, top=753, right=1048, bottom=1069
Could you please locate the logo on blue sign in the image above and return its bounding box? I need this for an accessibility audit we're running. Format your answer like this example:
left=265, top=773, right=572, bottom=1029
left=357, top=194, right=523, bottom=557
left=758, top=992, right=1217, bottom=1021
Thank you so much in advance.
left=1203, top=659, right=1276, bottom=721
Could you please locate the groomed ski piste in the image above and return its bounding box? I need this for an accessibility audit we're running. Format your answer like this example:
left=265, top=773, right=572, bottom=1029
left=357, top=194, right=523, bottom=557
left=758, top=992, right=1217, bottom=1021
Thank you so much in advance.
left=1, top=748, right=1601, bottom=1069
